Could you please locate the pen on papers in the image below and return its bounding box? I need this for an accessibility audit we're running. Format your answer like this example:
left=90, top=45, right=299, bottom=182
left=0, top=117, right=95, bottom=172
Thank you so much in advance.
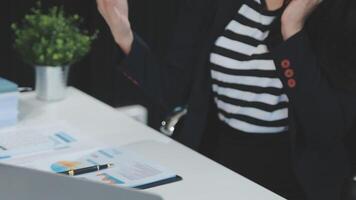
left=58, top=163, right=114, bottom=176
left=0, top=145, right=7, bottom=151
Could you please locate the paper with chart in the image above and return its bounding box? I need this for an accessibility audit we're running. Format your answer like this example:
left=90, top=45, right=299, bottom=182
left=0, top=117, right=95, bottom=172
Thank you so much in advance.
left=5, top=147, right=177, bottom=188
left=0, top=122, right=178, bottom=188
left=75, top=148, right=177, bottom=188
left=0, top=122, right=97, bottom=161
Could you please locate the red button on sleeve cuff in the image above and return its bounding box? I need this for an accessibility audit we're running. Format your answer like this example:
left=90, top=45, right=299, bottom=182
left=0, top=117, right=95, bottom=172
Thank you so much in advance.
left=284, top=69, right=294, bottom=78
left=288, top=79, right=296, bottom=88
left=281, top=59, right=291, bottom=69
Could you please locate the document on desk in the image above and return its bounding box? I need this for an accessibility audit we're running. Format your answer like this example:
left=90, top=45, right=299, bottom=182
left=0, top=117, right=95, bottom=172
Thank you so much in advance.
left=0, top=122, right=180, bottom=189
left=0, top=122, right=96, bottom=160
left=77, top=148, right=179, bottom=188
left=9, top=147, right=178, bottom=188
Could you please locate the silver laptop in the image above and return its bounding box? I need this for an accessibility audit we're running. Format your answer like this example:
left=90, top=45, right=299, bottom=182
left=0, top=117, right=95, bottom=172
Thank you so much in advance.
left=0, top=163, right=163, bottom=200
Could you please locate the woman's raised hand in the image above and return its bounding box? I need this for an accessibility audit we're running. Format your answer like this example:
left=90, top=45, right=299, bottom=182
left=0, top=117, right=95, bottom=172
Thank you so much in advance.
left=281, top=0, right=323, bottom=40
left=97, top=0, right=133, bottom=54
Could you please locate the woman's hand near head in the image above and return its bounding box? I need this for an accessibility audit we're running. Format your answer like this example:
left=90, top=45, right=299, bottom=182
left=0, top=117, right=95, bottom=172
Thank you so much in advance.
left=97, top=0, right=133, bottom=55
left=97, top=0, right=323, bottom=52
left=281, top=0, right=323, bottom=40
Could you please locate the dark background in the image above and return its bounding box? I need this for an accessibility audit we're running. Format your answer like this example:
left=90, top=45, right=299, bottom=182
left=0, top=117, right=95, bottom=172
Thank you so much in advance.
left=1, top=0, right=356, bottom=186
left=0, top=0, right=181, bottom=129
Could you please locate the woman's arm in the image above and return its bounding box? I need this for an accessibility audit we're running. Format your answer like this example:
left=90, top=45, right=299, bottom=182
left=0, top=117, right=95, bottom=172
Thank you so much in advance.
left=272, top=26, right=356, bottom=200
left=98, top=0, right=216, bottom=112
left=273, top=1, right=356, bottom=199
left=272, top=27, right=356, bottom=200
left=272, top=30, right=356, bottom=144
left=275, top=0, right=356, bottom=151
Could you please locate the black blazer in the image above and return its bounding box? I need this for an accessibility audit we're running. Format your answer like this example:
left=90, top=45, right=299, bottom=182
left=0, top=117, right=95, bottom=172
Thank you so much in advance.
left=118, top=0, right=356, bottom=199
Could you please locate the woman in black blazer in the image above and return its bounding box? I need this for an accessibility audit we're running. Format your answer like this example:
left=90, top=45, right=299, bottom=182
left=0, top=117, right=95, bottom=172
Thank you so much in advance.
left=98, top=0, right=356, bottom=199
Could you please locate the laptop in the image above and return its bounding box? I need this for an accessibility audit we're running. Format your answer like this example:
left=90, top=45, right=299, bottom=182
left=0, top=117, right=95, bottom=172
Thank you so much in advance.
left=0, top=163, right=163, bottom=200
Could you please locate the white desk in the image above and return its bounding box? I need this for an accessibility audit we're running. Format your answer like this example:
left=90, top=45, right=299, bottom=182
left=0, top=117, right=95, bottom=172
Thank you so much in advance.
left=16, top=87, right=284, bottom=200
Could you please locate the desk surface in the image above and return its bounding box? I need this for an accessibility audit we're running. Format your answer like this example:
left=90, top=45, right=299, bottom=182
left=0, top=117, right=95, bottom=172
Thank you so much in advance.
left=17, top=87, right=284, bottom=200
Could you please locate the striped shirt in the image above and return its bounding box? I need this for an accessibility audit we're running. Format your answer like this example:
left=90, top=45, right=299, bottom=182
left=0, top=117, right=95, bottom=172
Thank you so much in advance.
left=210, top=0, right=289, bottom=134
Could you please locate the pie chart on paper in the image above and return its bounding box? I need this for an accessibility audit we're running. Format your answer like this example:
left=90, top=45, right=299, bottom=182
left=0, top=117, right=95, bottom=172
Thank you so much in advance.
left=50, top=161, right=82, bottom=173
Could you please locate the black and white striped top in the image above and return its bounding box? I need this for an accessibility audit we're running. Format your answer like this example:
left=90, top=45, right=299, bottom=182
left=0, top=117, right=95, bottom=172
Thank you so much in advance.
left=210, top=0, right=289, bottom=134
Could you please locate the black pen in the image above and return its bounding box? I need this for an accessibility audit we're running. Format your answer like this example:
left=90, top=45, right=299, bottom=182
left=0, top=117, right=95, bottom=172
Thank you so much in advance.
left=18, top=87, right=33, bottom=93
left=58, top=163, right=114, bottom=176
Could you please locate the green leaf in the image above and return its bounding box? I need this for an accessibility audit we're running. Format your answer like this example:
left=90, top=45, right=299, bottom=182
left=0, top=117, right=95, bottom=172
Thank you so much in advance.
left=12, top=3, right=98, bottom=66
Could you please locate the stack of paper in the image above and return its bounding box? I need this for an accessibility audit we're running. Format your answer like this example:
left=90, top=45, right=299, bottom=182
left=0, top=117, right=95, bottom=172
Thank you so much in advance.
left=0, top=123, right=181, bottom=189
left=0, top=77, right=19, bottom=128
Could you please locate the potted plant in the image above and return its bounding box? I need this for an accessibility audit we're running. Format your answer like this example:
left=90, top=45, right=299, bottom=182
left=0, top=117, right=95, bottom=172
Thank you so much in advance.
left=12, top=4, right=97, bottom=101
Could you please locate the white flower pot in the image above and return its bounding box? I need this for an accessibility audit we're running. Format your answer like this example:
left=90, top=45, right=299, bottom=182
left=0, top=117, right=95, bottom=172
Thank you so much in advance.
left=35, top=66, right=69, bottom=101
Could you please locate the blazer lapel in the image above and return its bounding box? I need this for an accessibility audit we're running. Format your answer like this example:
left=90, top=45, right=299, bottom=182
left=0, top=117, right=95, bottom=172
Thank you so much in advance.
left=192, top=0, right=245, bottom=94
left=180, top=0, right=246, bottom=149
left=209, top=0, right=244, bottom=42
left=197, top=0, right=245, bottom=89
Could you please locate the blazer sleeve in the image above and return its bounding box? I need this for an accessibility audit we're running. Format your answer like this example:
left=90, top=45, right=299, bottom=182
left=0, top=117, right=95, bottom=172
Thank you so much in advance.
left=118, top=0, right=216, bottom=113
left=272, top=30, right=356, bottom=145
left=271, top=30, right=356, bottom=200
